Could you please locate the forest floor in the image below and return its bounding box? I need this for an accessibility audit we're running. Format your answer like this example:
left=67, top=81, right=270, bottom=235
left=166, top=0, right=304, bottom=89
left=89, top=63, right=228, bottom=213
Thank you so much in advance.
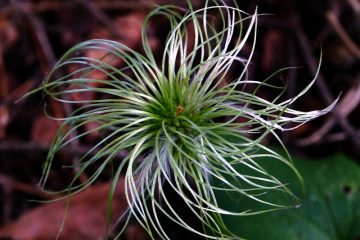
left=0, top=0, right=359, bottom=239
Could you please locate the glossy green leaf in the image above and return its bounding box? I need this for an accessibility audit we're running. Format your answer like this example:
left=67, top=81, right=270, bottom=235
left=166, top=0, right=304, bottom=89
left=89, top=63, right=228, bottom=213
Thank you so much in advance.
left=216, top=153, right=360, bottom=240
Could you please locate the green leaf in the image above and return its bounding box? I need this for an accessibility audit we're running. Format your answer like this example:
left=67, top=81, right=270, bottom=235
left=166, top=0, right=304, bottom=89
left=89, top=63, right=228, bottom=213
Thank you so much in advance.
left=216, top=152, right=360, bottom=240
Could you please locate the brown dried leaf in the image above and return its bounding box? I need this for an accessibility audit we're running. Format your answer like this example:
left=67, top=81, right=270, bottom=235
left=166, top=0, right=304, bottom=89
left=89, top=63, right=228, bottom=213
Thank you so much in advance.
left=0, top=179, right=131, bottom=240
left=31, top=115, right=59, bottom=146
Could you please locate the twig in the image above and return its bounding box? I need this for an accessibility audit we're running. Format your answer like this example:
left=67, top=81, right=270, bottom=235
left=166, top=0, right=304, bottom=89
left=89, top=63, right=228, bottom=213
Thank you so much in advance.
left=0, top=174, right=59, bottom=200
left=282, top=40, right=299, bottom=145
left=347, top=0, right=360, bottom=14
left=77, top=0, right=125, bottom=39
left=1, top=79, right=35, bottom=105
left=326, top=10, right=360, bottom=59
left=9, top=1, right=89, bottom=183
left=294, top=19, right=360, bottom=148
left=0, top=141, right=65, bottom=153
left=25, top=14, right=57, bottom=83
left=326, top=132, right=348, bottom=142
left=0, top=1, right=155, bottom=16
left=258, top=3, right=360, bottom=148
left=0, top=141, right=128, bottom=161
left=298, top=79, right=360, bottom=145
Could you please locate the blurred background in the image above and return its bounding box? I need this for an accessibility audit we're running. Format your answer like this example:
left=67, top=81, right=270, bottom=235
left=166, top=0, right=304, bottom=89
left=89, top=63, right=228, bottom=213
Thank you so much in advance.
left=0, top=0, right=359, bottom=239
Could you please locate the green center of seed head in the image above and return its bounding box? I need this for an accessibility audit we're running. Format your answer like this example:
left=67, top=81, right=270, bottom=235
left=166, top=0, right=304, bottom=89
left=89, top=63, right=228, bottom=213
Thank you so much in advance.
left=147, top=78, right=199, bottom=134
left=165, top=104, right=190, bottom=132
left=170, top=107, right=188, bottom=130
